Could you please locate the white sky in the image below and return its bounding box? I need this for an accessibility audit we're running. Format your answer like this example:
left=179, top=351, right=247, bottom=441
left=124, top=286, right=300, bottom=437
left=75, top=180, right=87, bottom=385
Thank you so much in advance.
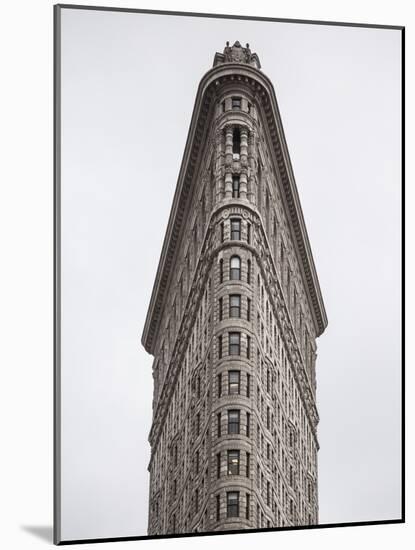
left=60, top=7, right=402, bottom=541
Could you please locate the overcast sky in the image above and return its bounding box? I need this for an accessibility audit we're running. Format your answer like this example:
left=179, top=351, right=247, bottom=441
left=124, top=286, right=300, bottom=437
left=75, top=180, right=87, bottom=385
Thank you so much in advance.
left=60, top=7, right=402, bottom=541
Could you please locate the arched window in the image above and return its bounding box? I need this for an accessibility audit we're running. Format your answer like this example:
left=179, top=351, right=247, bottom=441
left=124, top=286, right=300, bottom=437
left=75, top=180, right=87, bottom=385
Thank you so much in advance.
left=230, top=256, right=241, bottom=280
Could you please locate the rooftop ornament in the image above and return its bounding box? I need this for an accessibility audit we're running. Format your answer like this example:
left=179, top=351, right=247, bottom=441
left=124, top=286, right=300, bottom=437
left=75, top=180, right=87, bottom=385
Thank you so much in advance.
left=213, top=40, right=261, bottom=69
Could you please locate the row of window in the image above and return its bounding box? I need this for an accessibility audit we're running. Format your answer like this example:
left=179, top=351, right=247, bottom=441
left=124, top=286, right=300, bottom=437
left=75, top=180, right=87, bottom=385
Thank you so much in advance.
left=217, top=409, right=250, bottom=436
left=218, top=332, right=250, bottom=359
left=216, top=449, right=250, bottom=478
left=218, top=294, right=251, bottom=320
left=216, top=491, right=249, bottom=520
left=220, top=218, right=252, bottom=243
left=217, top=370, right=251, bottom=397
left=219, top=256, right=251, bottom=283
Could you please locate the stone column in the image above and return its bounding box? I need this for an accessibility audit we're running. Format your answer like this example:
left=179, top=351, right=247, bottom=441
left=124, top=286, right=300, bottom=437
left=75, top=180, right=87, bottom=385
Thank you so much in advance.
left=248, top=132, right=256, bottom=204
left=240, top=128, right=248, bottom=165
left=225, top=125, right=233, bottom=166
left=240, top=170, right=248, bottom=200
left=224, top=169, right=233, bottom=199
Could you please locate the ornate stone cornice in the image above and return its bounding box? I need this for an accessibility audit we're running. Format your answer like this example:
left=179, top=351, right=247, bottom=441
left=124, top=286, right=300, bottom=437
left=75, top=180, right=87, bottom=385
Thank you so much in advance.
left=142, top=59, right=327, bottom=356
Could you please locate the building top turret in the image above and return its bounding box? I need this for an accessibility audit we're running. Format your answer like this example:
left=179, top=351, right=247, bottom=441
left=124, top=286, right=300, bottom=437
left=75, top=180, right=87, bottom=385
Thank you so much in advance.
left=213, top=41, right=261, bottom=69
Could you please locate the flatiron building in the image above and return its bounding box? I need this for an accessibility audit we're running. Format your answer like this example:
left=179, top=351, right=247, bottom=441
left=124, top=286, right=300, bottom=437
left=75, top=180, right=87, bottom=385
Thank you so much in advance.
left=142, top=41, right=327, bottom=535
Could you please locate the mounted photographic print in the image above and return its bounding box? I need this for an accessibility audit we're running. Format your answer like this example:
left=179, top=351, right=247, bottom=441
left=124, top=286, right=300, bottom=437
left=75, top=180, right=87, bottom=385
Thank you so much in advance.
left=54, top=4, right=404, bottom=545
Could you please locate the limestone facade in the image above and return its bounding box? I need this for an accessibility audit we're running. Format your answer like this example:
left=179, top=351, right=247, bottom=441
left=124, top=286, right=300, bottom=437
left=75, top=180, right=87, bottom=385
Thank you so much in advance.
left=141, top=41, right=328, bottom=535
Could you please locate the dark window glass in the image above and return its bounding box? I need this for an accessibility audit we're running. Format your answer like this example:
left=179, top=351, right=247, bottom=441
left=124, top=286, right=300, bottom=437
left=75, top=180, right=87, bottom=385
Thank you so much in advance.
left=229, top=332, right=241, bottom=355
left=247, top=259, right=251, bottom=284
left=247, top=298, right=251, bottom=321
left=221, top=222, right=225, bottom=242
left=217, top=412, right=222, bottom=437
left=228, top=370, right=240, bottom=394
left=230, top=256, right=241, bottom=280
left=219, top=258, right=224, bottom=283
left=230, top=218, right=241, bottom=239
left=246, top=493, right=250, bottom=519
left=228, top=410, right=240, bottom=434
left=233, top=128, right=241, bottom=158
left=247, top=223, right=251, bottom=244
left=221, top=100, right=225, bottom=112
left=217, top=452, right=221, bottom=478
left=219, top=297, right=223, bottom=321
left=216, top=495, right=220, bottom=521
left=229, top=294, right=241, bottom=318
left=227, top=491, right=240, bottom=518
left=247, top=335, right=251, bottom=359
left=246, top=412, right=250, bottom=437
left=232, top=176, right=240, bottom=198
left=246, top=452, right=250, bottom=477
left=227, top=450, right=240, bottom=475
left=218, top=335, right=223, bottom=359
left=247, top=373, right=251, bottom=397
left=232, top=97, right=241, bottom=110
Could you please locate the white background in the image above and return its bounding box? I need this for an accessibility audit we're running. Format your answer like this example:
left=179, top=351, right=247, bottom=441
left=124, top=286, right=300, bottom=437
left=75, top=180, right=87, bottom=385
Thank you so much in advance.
left=0, top=0, right=411, bottom=549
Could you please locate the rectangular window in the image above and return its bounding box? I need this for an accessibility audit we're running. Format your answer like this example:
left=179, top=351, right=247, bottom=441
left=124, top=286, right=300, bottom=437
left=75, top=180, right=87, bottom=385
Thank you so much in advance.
left=227, top=450, right=240, bottom=475
left=247, top=223, right=251, bottom=244
left=247, top=373, right=251, bottom=397
left=229, top=332, right=241, bottom=355
left=246, top=412, right=251, bottom=437
left=195, top=488, right=199, bottom=512
left=246, top=452, right=250, bottom=477
left=246, top=493, right=250, bottom=519
left=247, top=260, right=251, bottom=284
left=218, top=335, right=223, bottom=359
left=232, top=97, right=242, bottom=109
left=229, top=294, right=241, bottom=318
left=247, top=298, right=251, bottom=321
left=216, top=495, right=220, bottom=521
left=195, top=450, right=199, bottom=473
left=217, top=412, right=222, bottom=437
left=232, top=176, right=240, bottom=199
left=230, top=218, right=241, bottom=239
left=228, top=410, right=240, bottom=434
left=217, top=373, right=222, bottom=397
left=232, top=128, right=241, bottom=159
left=228, top=370, right=240, bottom=394
left=221, top=221, right=225, bottom=242
left=221, top=100, right=225, bottom=113
left=227, top=491, right=240, bottom=518
left=247, top=335, right=251, bottom=359
left=217, top=452, right=221, bottom=478
left=219, top=297, right=223, bottom=321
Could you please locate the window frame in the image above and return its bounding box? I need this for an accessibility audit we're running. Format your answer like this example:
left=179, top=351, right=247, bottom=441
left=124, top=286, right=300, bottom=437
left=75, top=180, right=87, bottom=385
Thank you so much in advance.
left=229, top=294, right=241, bottom=318
left=228, top=409, right=240, bottom=434
left=230, top=218, right=241, bottom=239
left=229, top=332, right=241, bottom=355
left=227, top=450, right=240, bottom=475
left=230, top=255, right=241, bottom=280
left=226, top=491, right=240, bottom=518
left=228, top=370, right=241, bottom=395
